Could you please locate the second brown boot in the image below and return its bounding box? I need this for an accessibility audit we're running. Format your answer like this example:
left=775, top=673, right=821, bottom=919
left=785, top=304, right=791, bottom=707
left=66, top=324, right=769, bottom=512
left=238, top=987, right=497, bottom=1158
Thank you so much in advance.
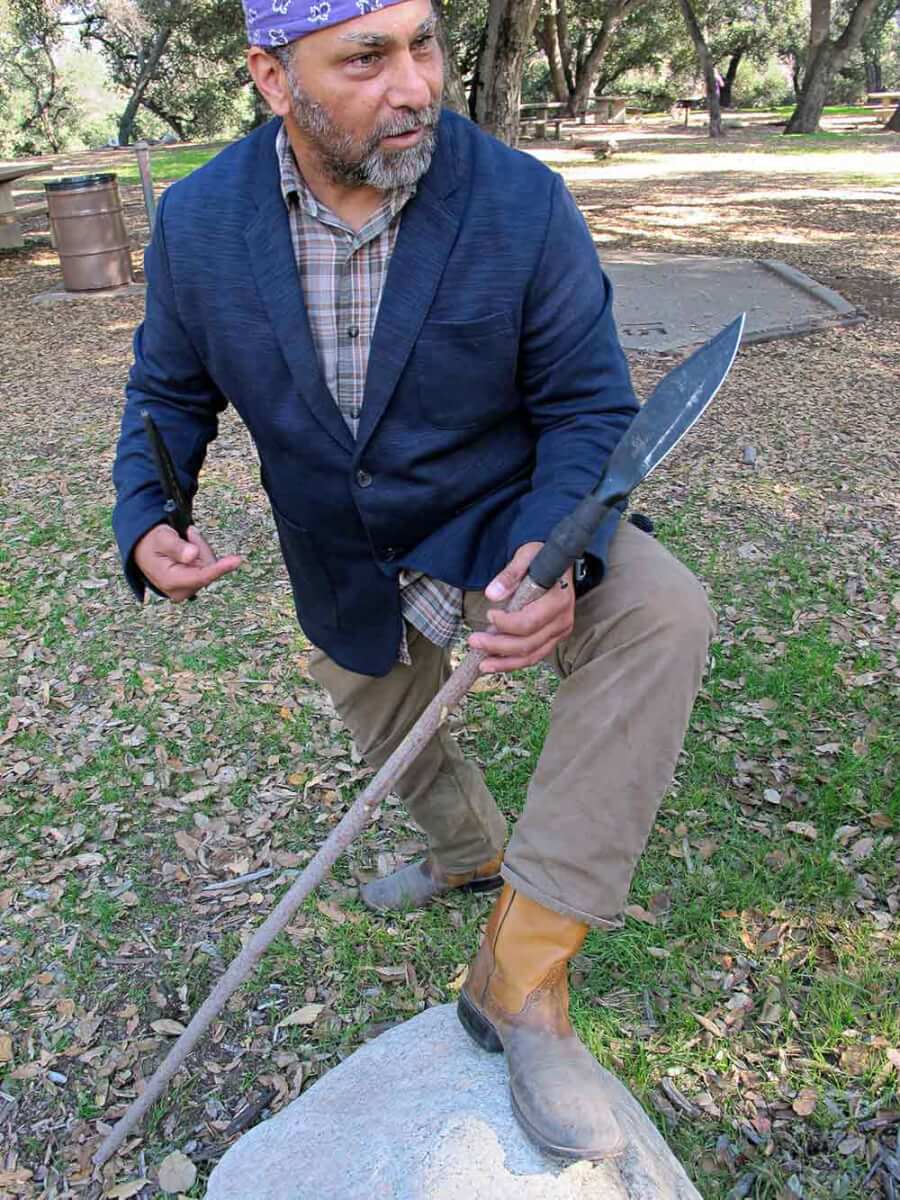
left=360, top=851, right=504, bottom=912
left=458, top=883, right=625, bottom=1162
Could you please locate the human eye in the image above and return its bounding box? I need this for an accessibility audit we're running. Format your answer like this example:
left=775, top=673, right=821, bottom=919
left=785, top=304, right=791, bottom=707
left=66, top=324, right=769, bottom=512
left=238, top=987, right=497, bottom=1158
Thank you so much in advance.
left=349, top=51, right=381, bottom=69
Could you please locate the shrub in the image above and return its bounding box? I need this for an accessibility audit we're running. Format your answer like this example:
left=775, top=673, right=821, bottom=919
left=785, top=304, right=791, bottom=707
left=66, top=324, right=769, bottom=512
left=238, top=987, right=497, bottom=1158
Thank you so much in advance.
left=732, top=59, right=794, bottom=109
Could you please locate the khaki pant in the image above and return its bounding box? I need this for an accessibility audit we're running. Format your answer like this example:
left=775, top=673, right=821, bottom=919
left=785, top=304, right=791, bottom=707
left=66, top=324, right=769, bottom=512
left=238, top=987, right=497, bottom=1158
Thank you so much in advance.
left=308, top=521, right=716, bottom=928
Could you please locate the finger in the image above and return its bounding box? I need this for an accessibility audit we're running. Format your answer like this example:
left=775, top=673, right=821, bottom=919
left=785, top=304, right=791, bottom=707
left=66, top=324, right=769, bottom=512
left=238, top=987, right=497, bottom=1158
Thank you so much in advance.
left=470, top=625, right=564, bottom=661
left=478, top=640, right=559, bottom=674
left=487, top=595, right=571, bottom=637
left=196, top=555, right=243, bottom=586
left=145, top=523, right=196, bottom=562
left=185, top=525, right=218, bottom=568
left=152, top=533, right=199, bottom=568
left=161, top=555, right=242, bottom=597
left=485, top=542, right=542, bottom=602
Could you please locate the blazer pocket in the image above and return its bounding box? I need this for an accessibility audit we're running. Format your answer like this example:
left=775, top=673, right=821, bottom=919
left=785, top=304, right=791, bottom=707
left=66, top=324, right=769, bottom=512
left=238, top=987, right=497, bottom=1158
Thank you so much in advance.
left=269, top=504, right=339, bottom=629
left=415, top=313, right=517, bottom=429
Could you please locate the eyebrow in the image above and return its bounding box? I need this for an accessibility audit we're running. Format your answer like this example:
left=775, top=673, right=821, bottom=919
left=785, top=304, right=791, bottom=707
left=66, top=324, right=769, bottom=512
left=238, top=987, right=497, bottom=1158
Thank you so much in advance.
left=338, top=15, right=437, bottom=47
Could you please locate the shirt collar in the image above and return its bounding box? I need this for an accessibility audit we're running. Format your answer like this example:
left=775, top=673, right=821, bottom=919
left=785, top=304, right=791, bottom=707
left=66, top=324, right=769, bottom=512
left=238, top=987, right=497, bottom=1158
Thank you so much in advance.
left=276, top=121, right=415, bottom=230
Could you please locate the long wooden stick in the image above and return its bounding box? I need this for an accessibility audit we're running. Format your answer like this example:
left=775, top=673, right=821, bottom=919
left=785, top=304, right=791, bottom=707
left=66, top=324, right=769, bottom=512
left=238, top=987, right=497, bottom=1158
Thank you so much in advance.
left=93, top=577, right=545, bottom=1166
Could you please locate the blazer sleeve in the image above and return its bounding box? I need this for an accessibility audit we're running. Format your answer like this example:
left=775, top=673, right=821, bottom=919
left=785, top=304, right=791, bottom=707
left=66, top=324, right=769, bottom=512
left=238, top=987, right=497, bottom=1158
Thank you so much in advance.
left=111, top=188, right=228, bottom=601
left=506, top=173, right=639, bottom=571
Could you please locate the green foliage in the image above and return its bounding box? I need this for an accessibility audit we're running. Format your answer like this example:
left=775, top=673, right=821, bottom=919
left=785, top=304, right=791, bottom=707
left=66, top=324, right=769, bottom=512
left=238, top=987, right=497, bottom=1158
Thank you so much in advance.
left=439, top=0, right=488, bottom=76
left=78, top=0, right=250, bottom=144
left=731, top=58, right=795, bottom=108
left=0, top=0, right=81, bottom=153
left=701, top=0, right=806, bottom=68
left=595, top=2, right=688, bottom=97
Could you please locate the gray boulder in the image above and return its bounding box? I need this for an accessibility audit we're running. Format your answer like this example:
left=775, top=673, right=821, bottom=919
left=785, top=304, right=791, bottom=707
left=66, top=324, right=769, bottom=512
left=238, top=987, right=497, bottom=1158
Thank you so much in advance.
left=205, top=1003, right=700, bottom=1200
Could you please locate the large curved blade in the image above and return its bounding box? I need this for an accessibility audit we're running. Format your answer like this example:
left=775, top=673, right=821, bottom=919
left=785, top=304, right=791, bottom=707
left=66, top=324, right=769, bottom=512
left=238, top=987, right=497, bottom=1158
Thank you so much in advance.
left=597, top=314, right=745, bottom=507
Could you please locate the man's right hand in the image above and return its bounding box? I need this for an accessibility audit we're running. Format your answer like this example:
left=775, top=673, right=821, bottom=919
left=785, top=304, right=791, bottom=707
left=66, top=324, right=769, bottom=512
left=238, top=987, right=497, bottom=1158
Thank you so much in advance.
left=134, top=524, right=243, bottom=603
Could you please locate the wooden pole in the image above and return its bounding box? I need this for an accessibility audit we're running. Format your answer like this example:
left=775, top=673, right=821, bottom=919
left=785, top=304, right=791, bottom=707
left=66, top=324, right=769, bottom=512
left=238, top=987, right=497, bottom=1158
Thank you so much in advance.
left=133, top=141, right=156, bottom=234
left=93, top=576, right=546, bottom=1167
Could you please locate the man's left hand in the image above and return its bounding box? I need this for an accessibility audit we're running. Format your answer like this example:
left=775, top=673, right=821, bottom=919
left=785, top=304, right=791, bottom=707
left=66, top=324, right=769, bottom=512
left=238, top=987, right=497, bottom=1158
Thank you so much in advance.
left=469, top=542, right=575, bottom=674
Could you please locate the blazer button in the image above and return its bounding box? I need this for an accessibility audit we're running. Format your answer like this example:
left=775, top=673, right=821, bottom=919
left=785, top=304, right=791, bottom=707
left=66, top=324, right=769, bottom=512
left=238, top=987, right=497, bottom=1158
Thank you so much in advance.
left=356, top=469, right=373, bottom=488
left=382, top=547, right=397, bottom=561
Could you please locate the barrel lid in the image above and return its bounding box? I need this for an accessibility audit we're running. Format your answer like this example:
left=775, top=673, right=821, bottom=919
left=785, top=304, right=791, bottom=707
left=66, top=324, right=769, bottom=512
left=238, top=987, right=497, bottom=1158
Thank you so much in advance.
left=44, top=173, right=117, bottom=192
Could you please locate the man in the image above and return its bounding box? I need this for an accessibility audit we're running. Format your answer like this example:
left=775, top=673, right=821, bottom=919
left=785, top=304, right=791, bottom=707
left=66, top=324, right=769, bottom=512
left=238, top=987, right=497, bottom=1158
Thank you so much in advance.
left=112, top=0, right=715, bottom=1163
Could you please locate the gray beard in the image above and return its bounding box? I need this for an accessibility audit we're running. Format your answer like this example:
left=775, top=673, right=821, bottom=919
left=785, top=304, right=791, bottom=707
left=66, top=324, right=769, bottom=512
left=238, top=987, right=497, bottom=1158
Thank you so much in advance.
left=286, top=75, right=439, bottom=191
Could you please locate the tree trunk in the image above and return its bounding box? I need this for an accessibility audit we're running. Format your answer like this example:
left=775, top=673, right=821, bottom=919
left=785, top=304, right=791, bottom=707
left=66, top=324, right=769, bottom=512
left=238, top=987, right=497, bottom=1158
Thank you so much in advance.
left=433, top=0, right=469, bottom=115
left=790, top=52, right=802, bottom=100
left=785, top=39, right=835, bottom=131
left=785, top=0, right=880, bottom=134
left=675, top=0, right=724, bottom=138
left=540, top=1, right=570, bottom=105
left=570, top=0, right=625, bottom=116
left=809, top=0, right=831, bottom=58
left=557, top=0, right=576, bottom=96
left=886, top=102, right=900, bottom=132
left=17, top=38, right=66, bottom=152
left=117, top=25, right=172, bottom=145
left=864, top=55, right=882, bottom=94
left=720, top=50, right=742, bottom=108
left=474, top=0, right=544, bottom=145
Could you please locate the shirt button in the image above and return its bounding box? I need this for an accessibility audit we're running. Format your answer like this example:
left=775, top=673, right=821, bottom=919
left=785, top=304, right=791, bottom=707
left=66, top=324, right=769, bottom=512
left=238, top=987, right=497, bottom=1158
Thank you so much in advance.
left=356, top=469, right=373, bottom=488
left=347, top=326, right=360, bottom=339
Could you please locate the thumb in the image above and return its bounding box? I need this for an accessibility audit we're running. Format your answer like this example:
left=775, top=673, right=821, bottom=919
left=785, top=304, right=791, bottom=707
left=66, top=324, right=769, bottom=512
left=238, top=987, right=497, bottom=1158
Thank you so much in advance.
left=486, top=543, right=537, bottom=602
left=173, top=535, right=199, bottom=565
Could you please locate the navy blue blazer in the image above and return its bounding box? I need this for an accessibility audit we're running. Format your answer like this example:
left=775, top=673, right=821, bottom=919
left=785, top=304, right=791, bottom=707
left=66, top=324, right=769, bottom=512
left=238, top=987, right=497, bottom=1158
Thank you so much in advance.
left=112, top=111, right=639, bottom=676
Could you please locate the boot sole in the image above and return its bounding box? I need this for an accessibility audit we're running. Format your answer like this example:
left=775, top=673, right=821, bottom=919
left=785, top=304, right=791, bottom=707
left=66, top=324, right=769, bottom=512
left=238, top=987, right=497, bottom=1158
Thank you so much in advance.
left=459, top=873, right=504, bottom=895
left=510, top=1093, right=626, bottom=1163
left=361, top=873, right=502, bottom=914
left=457, top=989, right=503, bottom=1053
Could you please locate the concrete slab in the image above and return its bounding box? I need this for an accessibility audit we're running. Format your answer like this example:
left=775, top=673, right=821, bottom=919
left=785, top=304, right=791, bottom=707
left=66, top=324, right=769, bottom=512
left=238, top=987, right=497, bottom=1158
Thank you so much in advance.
left=27, top=254, right=860, bottom=356
left=31, top=281, right=145, bottom=305
left=599, top=250, right=861, bottom=352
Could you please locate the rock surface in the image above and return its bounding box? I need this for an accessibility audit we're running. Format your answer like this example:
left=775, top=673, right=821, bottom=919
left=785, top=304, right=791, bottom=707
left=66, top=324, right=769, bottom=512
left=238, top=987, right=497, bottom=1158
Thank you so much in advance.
left=205, top=1003, right=701, bottom=1200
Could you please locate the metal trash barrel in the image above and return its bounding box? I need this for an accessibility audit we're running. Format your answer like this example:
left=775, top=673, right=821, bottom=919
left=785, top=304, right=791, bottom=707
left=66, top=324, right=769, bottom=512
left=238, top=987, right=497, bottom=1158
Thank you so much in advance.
left=44, top=174, right=133, bottom=292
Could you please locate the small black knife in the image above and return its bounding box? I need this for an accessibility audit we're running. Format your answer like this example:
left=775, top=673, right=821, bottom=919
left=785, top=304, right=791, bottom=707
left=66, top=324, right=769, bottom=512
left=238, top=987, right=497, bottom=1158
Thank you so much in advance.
left=141, top=409, right=193, bottom=539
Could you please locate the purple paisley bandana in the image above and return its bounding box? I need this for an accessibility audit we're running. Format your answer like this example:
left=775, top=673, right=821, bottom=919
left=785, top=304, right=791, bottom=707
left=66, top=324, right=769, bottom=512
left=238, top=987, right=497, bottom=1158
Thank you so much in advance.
left=245, top=0, right=413, bottom=47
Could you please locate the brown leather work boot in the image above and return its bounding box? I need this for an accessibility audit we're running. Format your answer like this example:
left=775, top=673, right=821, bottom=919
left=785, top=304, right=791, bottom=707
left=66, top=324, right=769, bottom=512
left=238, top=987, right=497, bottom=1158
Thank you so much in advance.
left=359, top=851, right=504, bottom=912
left=458, top=883, right=625, bottom=1162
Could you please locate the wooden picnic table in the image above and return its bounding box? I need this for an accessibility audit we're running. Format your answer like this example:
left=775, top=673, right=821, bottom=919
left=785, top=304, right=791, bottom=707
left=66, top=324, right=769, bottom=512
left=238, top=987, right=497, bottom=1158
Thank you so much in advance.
left=675, top=97, right=706, bottom=127
left=0, top=163, right=46, bottom=249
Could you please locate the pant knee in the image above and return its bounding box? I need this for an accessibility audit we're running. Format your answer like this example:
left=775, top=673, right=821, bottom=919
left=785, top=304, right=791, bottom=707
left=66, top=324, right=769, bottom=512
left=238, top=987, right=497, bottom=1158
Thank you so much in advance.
left=664, top=574, right=717, bottom=652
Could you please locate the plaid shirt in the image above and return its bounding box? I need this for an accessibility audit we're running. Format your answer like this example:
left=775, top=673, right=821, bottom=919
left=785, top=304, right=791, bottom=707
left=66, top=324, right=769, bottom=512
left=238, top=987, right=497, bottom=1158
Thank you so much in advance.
left=276, top=126, right=463, bottom=663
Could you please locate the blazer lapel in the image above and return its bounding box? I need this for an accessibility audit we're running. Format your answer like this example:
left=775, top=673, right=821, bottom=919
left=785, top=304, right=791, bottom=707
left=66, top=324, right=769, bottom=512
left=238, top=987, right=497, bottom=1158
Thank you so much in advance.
left=354, top=117, right=463, bottom=457
left=245, top=124, right=355, bottom=456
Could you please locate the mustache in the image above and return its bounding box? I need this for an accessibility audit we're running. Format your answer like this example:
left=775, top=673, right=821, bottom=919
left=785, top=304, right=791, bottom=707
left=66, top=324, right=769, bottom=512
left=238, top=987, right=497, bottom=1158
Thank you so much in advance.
left=374, top=106, right=440, bottom=140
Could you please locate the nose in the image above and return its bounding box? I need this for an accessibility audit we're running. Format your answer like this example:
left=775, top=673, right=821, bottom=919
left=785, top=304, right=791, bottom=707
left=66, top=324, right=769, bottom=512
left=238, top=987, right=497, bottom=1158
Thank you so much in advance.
left=385, top=49, right=435, bottom=113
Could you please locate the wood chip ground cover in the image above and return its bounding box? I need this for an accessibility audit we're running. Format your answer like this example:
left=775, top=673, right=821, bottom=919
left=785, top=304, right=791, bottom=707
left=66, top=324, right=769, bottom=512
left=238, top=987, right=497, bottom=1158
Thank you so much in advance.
left=0, top=121, right=897, bottom=1199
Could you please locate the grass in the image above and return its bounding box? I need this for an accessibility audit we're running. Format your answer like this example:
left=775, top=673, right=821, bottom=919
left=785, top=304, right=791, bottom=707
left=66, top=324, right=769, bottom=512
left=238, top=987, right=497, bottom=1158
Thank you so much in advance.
left=1, top=120, right=898, bottom=1198
left=456, top=510, right=898, bottom=1196
left=29, top=144, right=231, bottom=191
left=9, top=485, right=891, bottom=1199
left=772, top=104, right=896, bottom=118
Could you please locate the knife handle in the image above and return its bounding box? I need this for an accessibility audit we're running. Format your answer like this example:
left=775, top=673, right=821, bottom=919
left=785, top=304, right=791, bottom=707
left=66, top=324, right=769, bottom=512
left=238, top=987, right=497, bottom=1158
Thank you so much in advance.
left=527, top=493, right=611, bottom=590
left=162, top=502, right=197, bottom=603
